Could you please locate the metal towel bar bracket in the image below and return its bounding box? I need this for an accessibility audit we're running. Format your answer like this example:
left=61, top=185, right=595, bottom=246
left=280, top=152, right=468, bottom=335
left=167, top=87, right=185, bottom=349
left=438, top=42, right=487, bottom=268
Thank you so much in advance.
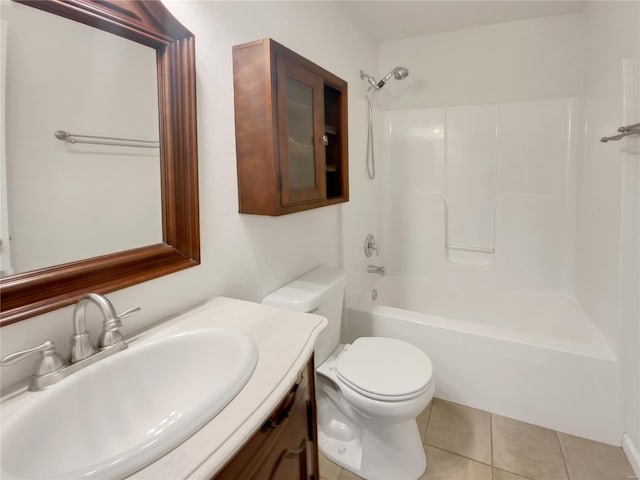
left=601, top=122, right=640, bottom=143
left=54, top=130, right=159, bottom=148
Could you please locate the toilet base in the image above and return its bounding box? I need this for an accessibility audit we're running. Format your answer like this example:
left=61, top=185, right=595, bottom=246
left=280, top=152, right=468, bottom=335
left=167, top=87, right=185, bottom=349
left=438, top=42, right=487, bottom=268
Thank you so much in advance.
left=317, top=392, right=427, bottom=480
left=318, top=429, right=363, bottom=475
left=318, top=418, right=426, bottom=480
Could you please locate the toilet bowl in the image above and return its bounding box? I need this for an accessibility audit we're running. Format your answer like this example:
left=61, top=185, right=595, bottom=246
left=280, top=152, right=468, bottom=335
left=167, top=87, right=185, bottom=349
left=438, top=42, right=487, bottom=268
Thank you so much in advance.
left=315, top=338, right=434, bottom=480
left=262, top=266, right=434, bottom=480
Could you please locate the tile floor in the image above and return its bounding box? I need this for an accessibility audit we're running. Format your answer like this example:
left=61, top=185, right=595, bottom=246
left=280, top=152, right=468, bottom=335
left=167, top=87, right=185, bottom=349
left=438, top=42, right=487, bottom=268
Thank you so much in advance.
left=319, top=398, right=637, bottom=480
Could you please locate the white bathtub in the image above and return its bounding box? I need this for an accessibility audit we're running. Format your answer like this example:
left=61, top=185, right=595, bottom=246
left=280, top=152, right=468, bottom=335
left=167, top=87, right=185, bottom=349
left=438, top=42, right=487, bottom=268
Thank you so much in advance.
left=346, top=276, right=622, bottom=445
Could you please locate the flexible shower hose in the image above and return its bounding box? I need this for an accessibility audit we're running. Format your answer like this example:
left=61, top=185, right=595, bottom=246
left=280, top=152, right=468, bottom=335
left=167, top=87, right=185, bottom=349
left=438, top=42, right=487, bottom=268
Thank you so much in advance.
left=366, top=90, right=376, bottom=179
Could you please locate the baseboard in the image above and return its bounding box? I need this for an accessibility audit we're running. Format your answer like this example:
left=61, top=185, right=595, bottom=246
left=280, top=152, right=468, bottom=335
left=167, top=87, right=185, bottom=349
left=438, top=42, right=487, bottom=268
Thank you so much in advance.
left=623, top=433, right=640, bottom=478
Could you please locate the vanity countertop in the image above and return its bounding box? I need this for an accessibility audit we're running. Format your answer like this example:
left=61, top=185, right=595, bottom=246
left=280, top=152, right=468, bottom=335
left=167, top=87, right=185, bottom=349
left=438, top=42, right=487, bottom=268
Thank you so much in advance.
left=129, top=296, right=326, bottom=479
left=1, top=296, right=326, bottom=480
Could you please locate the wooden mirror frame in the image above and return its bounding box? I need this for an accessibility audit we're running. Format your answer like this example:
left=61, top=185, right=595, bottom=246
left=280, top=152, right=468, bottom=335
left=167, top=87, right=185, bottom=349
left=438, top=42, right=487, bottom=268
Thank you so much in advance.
left=0, top=0, right=200, bottom=326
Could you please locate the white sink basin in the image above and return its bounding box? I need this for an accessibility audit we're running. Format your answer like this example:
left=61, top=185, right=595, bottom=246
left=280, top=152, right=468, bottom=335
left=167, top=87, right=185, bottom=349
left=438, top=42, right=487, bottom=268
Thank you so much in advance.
left=1, top=328, right=258, bottom=480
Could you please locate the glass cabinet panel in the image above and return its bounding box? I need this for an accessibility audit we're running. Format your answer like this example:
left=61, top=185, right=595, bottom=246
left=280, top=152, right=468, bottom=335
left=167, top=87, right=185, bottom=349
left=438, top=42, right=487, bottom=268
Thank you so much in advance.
left=286, top=79, right=316, bottom=190
left=276, top=56, right=325, bottom=206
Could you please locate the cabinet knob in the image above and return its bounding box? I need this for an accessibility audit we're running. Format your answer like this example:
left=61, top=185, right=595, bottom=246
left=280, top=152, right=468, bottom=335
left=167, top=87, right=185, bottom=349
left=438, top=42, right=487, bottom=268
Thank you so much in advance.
left=321, top=135, right=329, bottom=146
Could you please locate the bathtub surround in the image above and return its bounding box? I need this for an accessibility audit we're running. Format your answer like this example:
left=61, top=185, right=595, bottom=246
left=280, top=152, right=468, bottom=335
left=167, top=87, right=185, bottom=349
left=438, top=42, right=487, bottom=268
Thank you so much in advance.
left=366, top=1, right=640, bottom=470
left=384, top=98, right=575, bottom=280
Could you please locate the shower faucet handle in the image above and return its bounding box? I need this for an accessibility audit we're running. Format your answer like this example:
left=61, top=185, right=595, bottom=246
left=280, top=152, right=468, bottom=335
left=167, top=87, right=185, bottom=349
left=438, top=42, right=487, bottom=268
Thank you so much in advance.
left=364, top=234, right=379, bottom=257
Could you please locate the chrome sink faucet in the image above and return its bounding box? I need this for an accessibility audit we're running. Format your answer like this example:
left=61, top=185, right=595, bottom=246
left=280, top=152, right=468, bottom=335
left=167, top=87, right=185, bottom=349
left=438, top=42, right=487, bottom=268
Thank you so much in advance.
left=71, top=293, right=139, bottom=362
left=1, top=293, right=140, bottom=391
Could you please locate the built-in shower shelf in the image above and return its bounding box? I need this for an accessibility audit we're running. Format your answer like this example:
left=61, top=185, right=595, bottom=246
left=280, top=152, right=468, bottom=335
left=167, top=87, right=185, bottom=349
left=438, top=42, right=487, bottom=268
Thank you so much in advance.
left=447, top=243, right=495, bottom=254
left=447, top=242, right=495, bottom=266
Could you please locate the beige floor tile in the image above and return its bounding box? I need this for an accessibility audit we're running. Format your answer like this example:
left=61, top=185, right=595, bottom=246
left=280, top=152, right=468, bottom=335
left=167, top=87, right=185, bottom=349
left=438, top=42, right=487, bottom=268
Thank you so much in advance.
left=420, top=445, right=492, bottom=480
left=319, top=452, right=343, bottom=480
left=336, top=468, right=365, bottom=480
left=492, top=415, right=568, bottom=480
left=417, top=399, right=434, bottom=442
left=493, top=467, right=533, bottom=480
left=557, top=432, right=635, bottom=480
left=424, top=398, right=492, bottom=464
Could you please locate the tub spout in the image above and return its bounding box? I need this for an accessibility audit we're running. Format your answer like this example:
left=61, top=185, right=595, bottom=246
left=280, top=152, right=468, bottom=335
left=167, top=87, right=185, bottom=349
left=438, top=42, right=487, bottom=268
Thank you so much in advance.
left=367, top=264, right=385, bottom=275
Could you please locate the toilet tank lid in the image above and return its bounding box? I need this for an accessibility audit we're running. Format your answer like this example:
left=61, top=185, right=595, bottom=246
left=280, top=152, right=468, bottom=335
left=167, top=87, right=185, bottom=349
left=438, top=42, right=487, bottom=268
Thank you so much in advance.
left=262, top=266, right=347, bottom=312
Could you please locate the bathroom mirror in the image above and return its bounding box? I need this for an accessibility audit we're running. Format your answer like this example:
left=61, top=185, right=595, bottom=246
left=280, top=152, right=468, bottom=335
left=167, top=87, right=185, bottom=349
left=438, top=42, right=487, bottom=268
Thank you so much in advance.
left=2, top=2, right=162, bottom=276
left=0, top=0, right=200, bottom=326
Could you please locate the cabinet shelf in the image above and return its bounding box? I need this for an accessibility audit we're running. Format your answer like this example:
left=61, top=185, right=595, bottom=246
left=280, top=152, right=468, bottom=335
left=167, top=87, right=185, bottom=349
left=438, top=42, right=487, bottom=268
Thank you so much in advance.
left=233, top=38, right=349, bottom=216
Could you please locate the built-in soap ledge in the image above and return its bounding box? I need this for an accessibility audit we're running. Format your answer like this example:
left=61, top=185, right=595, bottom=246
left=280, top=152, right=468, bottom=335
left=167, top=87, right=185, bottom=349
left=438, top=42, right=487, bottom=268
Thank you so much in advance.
left=446, top=243, right=495, bottom=266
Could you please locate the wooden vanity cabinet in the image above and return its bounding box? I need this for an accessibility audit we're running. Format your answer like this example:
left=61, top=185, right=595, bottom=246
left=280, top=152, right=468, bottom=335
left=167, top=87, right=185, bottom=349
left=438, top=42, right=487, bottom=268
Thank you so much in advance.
left=233, top=38, right=348, bottom=215
left=212, top=356, right=319, bottom=480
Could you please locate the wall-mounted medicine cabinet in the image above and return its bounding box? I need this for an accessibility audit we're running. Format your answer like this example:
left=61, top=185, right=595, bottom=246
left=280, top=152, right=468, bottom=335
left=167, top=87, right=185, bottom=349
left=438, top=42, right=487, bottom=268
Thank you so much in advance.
left=232, top=38, right=348, bottom=216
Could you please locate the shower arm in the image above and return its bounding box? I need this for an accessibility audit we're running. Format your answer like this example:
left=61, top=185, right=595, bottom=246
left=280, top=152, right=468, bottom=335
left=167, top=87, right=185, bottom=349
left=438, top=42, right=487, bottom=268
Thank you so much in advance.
left=360, top=71, right=378, bottom=91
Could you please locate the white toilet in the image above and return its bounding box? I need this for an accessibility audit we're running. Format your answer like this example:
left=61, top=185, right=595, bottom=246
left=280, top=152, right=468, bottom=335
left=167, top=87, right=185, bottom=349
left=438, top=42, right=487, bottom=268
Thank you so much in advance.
left=263, top=266, right=434, bottom=480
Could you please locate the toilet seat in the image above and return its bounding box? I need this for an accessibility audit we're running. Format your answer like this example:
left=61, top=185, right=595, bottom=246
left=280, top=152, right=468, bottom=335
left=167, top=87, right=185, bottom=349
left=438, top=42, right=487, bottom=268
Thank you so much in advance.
left=335, top=337, right=432, bottom=402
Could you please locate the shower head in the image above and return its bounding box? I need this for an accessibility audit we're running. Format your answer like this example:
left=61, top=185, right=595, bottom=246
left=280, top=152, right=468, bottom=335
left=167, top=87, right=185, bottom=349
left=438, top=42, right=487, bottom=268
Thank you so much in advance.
left=376, top=66, right=409, bottom=89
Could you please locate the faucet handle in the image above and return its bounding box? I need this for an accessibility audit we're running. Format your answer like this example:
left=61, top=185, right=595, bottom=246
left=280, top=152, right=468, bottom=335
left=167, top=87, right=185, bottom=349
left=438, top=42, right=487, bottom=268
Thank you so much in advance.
left=117, top=306, right=141, bottom=322
left=1, top=340, right=67, bottom=376
left=364, top=234, right=380, bottom=257
left=99, top=306, right=140, bottom=349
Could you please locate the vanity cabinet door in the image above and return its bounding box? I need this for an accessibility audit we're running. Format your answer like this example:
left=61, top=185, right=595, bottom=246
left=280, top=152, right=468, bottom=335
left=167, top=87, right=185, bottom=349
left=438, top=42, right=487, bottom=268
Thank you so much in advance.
left=213, top=357, right=319, bottom=480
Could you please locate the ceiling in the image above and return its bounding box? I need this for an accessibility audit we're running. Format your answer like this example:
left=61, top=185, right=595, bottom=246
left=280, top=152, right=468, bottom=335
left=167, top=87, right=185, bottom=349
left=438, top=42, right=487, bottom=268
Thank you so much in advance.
left=338, top=1, right=586, bottom=42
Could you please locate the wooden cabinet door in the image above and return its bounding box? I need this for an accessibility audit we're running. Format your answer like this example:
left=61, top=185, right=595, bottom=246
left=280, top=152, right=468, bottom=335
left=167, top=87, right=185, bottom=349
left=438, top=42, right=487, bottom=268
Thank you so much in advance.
left=213, top=358, right=318, bottom=480
left=256, top=390, right=312, bottom=480
left=276, top=55, right=326, bottom=207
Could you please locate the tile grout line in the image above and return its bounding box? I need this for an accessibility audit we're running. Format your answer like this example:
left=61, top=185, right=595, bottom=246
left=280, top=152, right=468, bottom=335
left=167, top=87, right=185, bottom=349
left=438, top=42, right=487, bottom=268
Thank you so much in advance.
left=423, top=400, right=435, bottom=444
left=424, top=443, right=494, bottom=468
left=556, top=430, right=572, bottom=480
left=489, top=414, right=535, bottom=480
left=490, top=413, right=494, bottom=480
left=425, top=438, right=536, bottom=480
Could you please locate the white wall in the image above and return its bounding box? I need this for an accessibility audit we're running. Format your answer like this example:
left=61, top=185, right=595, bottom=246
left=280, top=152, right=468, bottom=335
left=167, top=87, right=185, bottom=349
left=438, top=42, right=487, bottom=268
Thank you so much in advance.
left=0, top=1, right=378, bottom=390
left=579, top=0, right=640, bottom=465
left=378, top=14, right=584, bottom=110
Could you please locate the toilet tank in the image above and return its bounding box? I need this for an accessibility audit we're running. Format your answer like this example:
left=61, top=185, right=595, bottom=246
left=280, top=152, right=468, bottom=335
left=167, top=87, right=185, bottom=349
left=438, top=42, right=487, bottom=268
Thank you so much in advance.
left=262, top=266, right=347, bottom=364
